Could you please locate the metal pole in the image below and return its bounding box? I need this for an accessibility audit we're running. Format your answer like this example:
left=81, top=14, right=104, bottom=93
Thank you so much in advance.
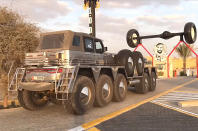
left=89, top=1, right=96, bottom=37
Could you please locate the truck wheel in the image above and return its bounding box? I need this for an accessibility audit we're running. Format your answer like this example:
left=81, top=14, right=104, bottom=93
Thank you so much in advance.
left=18, top=90, right=48, bottom=110
left=116, top=49, right=135, bottom=77
left=95, top=74, right=113, bottom=107
left=149, top=72, right=157, bottom=91
left=68, top=76, right=95, bottom=115
left=18, top=90, right=30, bottom=110
left=113, top=73, right=128, bottom=102
left=135, top=72, right=149, bottom=94
left=132, top=51, right=144, bottom=76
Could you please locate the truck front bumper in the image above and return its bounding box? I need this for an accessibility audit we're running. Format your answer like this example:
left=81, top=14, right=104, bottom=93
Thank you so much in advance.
left=19, top=82, right=54, bottom=91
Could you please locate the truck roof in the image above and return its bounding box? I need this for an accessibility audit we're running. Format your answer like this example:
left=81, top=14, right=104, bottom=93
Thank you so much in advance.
left=40, top=30, right=100, bottom=39
left=37, top=30, right=102, bottom=51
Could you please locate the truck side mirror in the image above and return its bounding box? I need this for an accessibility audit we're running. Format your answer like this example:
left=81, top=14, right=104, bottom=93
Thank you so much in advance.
left=104, top=47, right=108, bottom=52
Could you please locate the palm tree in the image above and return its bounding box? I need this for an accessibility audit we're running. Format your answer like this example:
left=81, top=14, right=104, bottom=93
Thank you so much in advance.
left=176, top=43, right=193, bottom=75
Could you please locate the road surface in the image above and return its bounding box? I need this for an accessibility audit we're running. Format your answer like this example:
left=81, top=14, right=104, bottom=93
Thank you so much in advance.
left=0, top=77, right=197, bottom=131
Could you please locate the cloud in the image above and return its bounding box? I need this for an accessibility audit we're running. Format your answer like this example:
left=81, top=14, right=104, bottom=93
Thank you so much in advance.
left=79, top=13, right=138, bottom=36
left=0, top=0, right=71, bottom=22
left=137, top=15, right=187, bottom=32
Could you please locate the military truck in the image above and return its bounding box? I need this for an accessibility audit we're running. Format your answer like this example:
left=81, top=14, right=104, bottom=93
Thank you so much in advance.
left=8, top=30, right=157, bottom=115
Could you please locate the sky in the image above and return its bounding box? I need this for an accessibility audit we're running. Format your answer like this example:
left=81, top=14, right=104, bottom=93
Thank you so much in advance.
left=0, top=0, right=198, bottom=57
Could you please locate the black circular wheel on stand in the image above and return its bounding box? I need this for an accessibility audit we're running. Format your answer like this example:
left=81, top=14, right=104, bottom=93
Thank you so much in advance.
left=113, top=73, right=128, bottom=102
left=184, top=22, right=197, bottom=44
left=66, top=76, right=95, bottom=115
left=126, top=29, right=140, bottom=48
left=149, top=71, right=157, bottom=91
left=95, top=74, right=113, bottom=107
left=135, top=72, right=149, bottom=94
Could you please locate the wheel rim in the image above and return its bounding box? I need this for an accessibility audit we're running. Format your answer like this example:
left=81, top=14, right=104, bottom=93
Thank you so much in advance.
left=145, top=77, right=149, bottom=90
left=102, top=83, right=110, bottom=99
left=118, top=80, right=126, bottom=97
left=80, top=87, right=91, bottom=105
left=138, top=58, right=143, bottom=68
left=128, top=57, right=133, bottom=70
left=132, top=33, right=138, bottom=46
left=191, top=26, right=196, bottom=41
left=152, top=75, right=156, bottom=87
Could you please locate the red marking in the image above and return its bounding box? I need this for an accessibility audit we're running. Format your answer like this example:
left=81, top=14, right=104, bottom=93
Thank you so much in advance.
left=27, top=68, right=62, bottom=74
left=167, top=41, right=198, bottom=78
left=134, top=43, right=154, bottom=66
left=197, top=57, right=198, bottom=78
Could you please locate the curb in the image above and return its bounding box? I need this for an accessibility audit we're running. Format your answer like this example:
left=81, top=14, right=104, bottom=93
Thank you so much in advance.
left=0, top=100, right=21, bottom=109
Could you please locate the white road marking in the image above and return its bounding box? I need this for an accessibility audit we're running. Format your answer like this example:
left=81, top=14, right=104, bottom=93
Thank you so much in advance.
left=68, top=126, right=85, bottom=131
left=151, top=100, right=198, bottom=117
left=153, top=92, right=198, bottom=102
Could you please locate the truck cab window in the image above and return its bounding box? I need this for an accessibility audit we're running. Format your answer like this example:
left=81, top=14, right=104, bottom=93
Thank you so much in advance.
left=95, top=40, right=104, bottom=53
left=84, top=38, right=94, bottom=52
left=72, top=35, right=80, bottom=46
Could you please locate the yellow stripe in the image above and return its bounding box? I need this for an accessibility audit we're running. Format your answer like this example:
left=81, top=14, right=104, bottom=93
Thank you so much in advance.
left=173, top=90, right=198, bottom=94
left=151, top=101, right=198, bottom=118
left=87, top=127, right=100, bottom=131
left=82, top=79, right=197, bottom=129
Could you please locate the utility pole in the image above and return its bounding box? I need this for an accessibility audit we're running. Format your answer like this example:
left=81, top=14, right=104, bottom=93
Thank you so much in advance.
left=84, top=0, right=100, bottom=37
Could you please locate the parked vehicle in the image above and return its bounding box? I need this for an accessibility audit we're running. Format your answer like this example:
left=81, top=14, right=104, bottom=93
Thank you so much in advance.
left=8, top=30, right=157, bottom=115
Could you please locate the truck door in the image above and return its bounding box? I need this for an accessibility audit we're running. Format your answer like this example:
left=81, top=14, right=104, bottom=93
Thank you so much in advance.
left=83, top=37, right=95, bottom=64
left=94, top=39, right=104, bottom=65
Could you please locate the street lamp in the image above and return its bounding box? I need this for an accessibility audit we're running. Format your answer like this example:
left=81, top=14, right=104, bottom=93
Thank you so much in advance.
left=84, top=0, right=100, bottom=37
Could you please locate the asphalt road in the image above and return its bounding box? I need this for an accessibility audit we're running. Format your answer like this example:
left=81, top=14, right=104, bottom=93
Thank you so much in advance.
left=0, top=77, right=196, bottom=131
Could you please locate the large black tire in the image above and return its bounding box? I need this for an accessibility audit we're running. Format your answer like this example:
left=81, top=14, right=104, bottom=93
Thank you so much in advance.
left=18, top=90, right=30, bottom=110
left=66, top=76, right=95, bottom=115
left=113, top=73, right=128, bottom=102
left=135, top=72, right=149, bottom=94
left=116, top=49, right=135, bottom=77
left=18, top=90, right=48, bottom=110
left=184, top=22, right=197, bottom=44
left=132, top=51, right=144, bottom=76
left=95, top=74, right=113, bottom=107
left=126, top=29, right=140, bottom=48
left=149, top=72, right=157, bottom=91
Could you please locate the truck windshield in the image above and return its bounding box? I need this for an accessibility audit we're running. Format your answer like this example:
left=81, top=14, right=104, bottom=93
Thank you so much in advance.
left=41, top=33, right=64, bottom=49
